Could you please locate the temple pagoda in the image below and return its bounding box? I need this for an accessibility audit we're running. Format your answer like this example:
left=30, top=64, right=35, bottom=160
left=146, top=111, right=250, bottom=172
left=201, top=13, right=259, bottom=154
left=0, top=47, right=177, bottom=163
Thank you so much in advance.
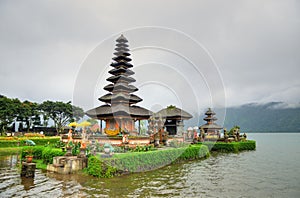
left=199, top=108, right=223, bottom=135
left=86, top=35, right=152, bottom=136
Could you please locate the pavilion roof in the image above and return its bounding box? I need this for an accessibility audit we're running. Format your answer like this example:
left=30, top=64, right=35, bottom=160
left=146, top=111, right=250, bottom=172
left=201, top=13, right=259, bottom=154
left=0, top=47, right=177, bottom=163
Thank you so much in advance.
left=205, top=108, right=216, bottom=115
left=155, top=106, right=193, bottom=120
left=204, top=117, right=217, bottom=121
left=200, top=123, right=223, bottom=130
left=86, top=104, right=152, bottom=119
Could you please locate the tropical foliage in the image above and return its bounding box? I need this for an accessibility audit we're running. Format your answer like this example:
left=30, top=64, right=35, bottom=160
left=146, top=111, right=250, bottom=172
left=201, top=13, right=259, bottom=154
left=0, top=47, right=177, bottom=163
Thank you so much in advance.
left=0, top=95, right=84, bottom=135
left=39, top=100, right=84, bottom=134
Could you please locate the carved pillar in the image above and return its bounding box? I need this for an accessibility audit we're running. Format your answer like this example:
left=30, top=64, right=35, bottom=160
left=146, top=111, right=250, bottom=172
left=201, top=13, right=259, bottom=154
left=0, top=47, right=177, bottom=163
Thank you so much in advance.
left=176, top=120, right=184, bottom=136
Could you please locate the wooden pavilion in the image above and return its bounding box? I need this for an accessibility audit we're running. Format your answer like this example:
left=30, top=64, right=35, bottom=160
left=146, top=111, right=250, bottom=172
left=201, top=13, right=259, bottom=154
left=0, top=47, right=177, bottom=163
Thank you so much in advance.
left=153, top=105, right=192, bottom=136
left=86, top=35, right=152, bottom=136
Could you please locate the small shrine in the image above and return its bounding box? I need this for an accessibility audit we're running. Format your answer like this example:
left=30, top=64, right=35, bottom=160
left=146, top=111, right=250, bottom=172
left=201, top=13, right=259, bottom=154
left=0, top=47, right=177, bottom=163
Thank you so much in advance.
left=86, top=35, right=152, bottom=136
left=153, top=105, right=192, bottom=136
left=199, top=108, right=223, bottom=136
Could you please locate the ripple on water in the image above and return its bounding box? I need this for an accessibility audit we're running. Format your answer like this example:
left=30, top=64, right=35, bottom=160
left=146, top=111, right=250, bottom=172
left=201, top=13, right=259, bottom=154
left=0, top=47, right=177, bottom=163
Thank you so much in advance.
left=1, top=134, right=300, bottom=197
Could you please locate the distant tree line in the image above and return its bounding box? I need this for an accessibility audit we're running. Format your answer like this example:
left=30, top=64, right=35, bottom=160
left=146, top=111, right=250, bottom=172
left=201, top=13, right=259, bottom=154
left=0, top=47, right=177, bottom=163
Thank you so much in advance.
left=0, top=95, right=84, bottom=135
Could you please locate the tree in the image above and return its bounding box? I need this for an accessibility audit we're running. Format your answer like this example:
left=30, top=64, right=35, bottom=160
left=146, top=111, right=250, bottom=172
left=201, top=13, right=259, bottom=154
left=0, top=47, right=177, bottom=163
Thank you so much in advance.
left=17, top=100, right=41, bottom=132
left=38, top=104, right=50, bottom=127
left=39, top=101, right=84, bottom=135
left=0, top=96, right=21, bottom=135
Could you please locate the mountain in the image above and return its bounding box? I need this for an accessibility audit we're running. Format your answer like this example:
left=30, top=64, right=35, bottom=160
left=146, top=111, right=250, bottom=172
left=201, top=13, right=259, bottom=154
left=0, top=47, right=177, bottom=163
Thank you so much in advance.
left=221, top=102, right=300, bottom=132
left=184, top=102, right=300, bottom=132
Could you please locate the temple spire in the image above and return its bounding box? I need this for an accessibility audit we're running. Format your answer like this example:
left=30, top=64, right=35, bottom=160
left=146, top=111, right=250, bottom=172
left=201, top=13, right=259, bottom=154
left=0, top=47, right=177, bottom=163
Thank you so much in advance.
left=86, top=35, right=152, bottom=136
left=99, top=34, right=142, bottom=105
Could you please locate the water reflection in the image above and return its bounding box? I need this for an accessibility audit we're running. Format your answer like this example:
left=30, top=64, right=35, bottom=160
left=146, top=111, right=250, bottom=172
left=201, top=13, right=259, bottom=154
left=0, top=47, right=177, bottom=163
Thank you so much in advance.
left=21, top=177, right=34, bottom=191
left=0, top=134, right=300, bottom=197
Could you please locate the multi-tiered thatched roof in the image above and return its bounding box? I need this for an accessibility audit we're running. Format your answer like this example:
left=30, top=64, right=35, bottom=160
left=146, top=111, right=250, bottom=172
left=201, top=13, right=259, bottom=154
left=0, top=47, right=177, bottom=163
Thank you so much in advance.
left=86, top=35, right=152, bottom=120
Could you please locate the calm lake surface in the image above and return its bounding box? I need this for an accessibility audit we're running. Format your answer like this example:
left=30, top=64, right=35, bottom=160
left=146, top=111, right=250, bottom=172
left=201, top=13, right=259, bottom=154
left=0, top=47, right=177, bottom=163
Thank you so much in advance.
left=0, top=133, right=300, bottom=198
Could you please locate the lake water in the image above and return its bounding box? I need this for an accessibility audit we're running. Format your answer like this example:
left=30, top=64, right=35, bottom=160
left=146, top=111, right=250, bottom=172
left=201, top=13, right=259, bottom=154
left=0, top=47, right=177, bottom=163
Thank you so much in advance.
left=0, top=133, right=300, bottom=197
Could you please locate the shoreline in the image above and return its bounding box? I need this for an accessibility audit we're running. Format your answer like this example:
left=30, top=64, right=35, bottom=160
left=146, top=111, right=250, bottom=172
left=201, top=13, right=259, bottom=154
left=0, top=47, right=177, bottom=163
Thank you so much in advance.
left=1, top=140, right=256, bottom=178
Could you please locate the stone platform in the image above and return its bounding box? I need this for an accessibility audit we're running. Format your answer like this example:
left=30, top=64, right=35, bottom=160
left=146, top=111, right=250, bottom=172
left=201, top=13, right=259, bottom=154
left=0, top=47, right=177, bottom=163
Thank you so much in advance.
left=21, top=162, right=36, bottom=178
left=47, top=156, right=87, bottom=174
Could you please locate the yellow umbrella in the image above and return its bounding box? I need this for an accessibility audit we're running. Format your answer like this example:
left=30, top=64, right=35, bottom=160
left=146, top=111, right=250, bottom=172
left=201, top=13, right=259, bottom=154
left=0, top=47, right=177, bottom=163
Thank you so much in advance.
left=78, top=121, right=91, bottom=128
left=68, top=122, right=79, bottom=128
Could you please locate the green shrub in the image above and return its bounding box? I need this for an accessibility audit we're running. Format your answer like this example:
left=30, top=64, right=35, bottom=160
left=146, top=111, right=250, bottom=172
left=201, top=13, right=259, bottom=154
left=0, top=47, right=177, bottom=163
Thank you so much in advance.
left=55, top=140, right=66, bottom=148
left=42, top=147, right=65, bottom=164
left=32, top=146, right=45, bottom=159
left=86, top=156, right=117, bottom=178
left=86, top=145, right=209, bottom=178
left=28, top=137, right=60, bottom=146
left=198, top=140, right=256, bottom=152
left=0, top=137, right=60, bottom=147
left=21, top=146, right=66, bottom=164
left=236, top=140, right=256, bottom=151
left=21, top=146, right=45, bottom=159
left=0, top=140, right=20, bottom=147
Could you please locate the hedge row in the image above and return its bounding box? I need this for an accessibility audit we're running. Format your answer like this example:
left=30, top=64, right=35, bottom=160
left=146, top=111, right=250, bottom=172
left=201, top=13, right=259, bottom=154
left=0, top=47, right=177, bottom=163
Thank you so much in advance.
left=198, top=140, right=256, bottom=152
left=21, top=146, right=65, bottom=164
left=0, top=137, right=60, bottom=147
left=86, top=145, right=209, bottom=178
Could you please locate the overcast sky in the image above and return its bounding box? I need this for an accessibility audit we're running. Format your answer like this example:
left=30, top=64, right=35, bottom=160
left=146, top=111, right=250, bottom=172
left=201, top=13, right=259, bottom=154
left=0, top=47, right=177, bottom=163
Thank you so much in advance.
left=0, top=0, right=299, bottom=114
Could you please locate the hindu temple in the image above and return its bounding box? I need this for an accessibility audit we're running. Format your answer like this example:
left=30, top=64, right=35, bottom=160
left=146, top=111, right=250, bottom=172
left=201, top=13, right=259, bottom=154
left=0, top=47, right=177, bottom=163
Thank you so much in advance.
left=86, top=35, right=152, bottom=136
left=199, top=108, right=223, bottom=135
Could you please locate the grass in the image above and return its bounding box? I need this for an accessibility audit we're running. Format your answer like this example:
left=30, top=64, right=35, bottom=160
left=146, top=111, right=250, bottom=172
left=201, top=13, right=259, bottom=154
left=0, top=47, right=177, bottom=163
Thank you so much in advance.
left=33, top=159, right=48, bottom=170
left=0, top=147, right=22, bottom=155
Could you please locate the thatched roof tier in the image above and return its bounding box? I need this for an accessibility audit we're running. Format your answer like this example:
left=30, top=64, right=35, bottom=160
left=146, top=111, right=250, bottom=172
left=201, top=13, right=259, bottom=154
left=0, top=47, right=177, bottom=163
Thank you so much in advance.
left=204, top=117, right=217, bottom=121
left=116, top=34, right=128, bottom=42
left=99, top=93, right=142, bottom=104
left=86, top=34, right=151, bottom=122
left=106, top=75, right=136, bottom=83
left=113, top=51, right=130, bottom=57
left=205, top=108, right=216, bottom=115
left=155, top=106, right=192, bottom=120
left=103, top=83, right=138, bottom=93
left=200, top=108, right=223, bottom=131
left=112, top=56, right=132, bottom=62
left=86, top=104, right=152, bottom=119
left=200, top=123, right=223, bottom=130
left=114, top=47, right=129, bottom=52
left=110, top=62, right=133, bottom=68
left=108, top=68, right=134, bottom=76
left=116, top=43, right=129, bottom=48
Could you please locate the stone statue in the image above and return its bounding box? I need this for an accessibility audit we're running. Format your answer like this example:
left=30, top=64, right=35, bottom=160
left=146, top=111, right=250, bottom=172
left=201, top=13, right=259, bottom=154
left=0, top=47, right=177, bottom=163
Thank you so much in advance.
left=243, top=133, right=247, bottom=140
left=67, top=129, right=73, bottom=142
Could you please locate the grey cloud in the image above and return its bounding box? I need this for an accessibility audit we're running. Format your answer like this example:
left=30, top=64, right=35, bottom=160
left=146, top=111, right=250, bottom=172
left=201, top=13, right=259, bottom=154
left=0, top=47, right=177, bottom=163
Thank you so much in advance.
left=0, top=0, right=299, bottom=110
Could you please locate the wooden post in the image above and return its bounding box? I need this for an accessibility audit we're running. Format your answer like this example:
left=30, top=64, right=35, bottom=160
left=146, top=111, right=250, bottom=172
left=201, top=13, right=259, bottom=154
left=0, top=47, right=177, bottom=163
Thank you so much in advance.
left=138, top=120, right=141, bottom=135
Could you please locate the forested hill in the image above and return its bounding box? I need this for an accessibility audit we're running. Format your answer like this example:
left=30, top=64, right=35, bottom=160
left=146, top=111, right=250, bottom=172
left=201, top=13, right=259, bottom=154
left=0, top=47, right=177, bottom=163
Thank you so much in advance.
left=222, top=102, right=300, bottom=132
